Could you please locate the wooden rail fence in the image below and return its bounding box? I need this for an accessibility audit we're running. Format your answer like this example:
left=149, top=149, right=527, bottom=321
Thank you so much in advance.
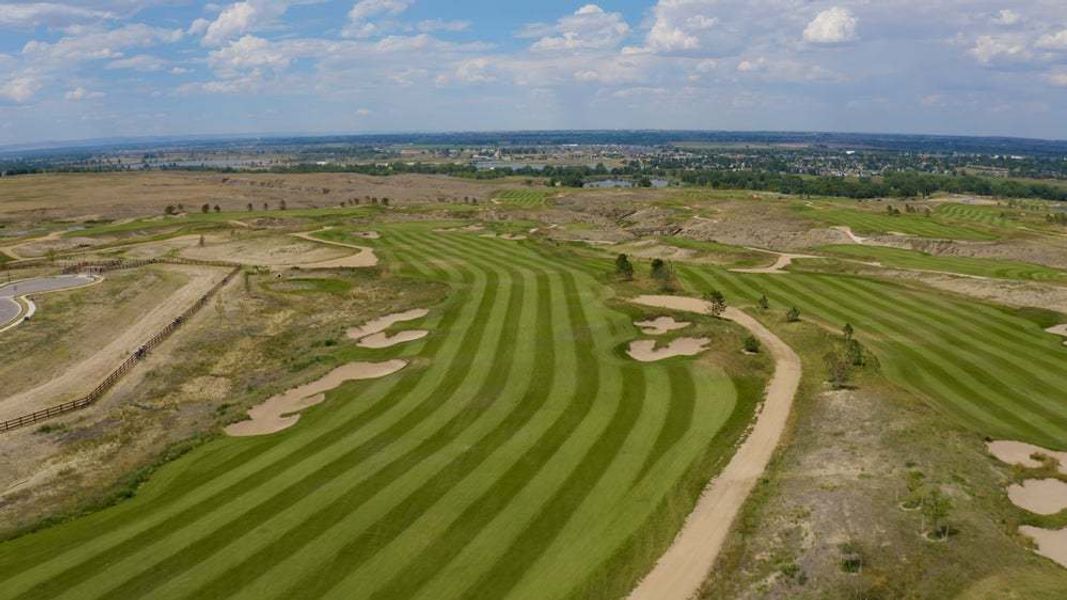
left=0, top=266, right=240, bottom=434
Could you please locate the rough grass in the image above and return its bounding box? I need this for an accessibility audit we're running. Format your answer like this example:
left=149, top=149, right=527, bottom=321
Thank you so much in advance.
left=818, top=244, right=1067, bottom=281
left=0, top=224, right=757, bottom=600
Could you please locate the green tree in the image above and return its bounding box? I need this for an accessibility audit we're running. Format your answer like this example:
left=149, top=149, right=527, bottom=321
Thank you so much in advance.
left=650, top=258, right=671, bottom=282
left=201, top=203, right=210, bottom=213
left=743, top=335, right=760, bottom=354
left=615, top=254, right=634, bottom=280
left=786, top=306, right=801, bottom=322
left=843, top=322, right=854, bottom=341
left=846, top=339, right=866, bottom=367
left=922, top=489, right=953, bottom=540
left=757, top=294, right=769, bottom=311
left=705, top=289, right=727, bottom=317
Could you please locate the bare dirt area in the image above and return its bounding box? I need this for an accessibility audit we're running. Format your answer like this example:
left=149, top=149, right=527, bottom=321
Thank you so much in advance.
left=730, top=251, right=817, bottom=274
left=180, top=233, right=349, bottom=267
left=0, top=172, right=521, bottom=223
left=225, top=360, right=407, bottom=437
left=0, top=264, right=228, bottom=422
left=884, top=270, right=1067, bottom=314
left=290, top=229, right=379, bottom=268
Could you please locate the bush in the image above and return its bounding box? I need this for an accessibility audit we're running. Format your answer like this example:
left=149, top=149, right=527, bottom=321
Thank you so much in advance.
left=743, top=335, right=760, bottom=354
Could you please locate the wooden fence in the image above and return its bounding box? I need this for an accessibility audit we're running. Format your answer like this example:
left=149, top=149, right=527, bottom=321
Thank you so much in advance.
left=0, top=266, right=240, bottom=434
left=61, top=257, right=240, bottom=274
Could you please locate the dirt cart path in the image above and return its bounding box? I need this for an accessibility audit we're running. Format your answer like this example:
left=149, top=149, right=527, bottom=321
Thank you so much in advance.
left=628, top=297, right=802, bottom=600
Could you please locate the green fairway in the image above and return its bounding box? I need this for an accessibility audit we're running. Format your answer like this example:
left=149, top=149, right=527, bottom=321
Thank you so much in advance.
left=0, top=224, right=753, bottom=600
left=797, top=204, right=998, bottom=240
left=676, top=264, right=1067, bottom=450
left=493, top=189, right=553, bottom=207
left=817, top=244, right=1067, bottom=281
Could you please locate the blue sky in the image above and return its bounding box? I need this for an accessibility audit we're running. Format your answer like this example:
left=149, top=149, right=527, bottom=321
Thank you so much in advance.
left=1, top=0, right=1066, bottom=145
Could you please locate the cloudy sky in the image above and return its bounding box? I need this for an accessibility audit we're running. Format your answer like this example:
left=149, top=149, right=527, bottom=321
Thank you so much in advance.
left=1, top=0, right=1066, bottom=145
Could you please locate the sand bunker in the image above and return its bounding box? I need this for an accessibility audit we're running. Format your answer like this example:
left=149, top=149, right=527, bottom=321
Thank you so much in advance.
left=358, top=330, right=429, bottom=349
left=628, top=338, right=710, bottom=362
left=226, top=360, right=407, bottom=436
left=632, top=295, right=713, bottom=314
left=347, top=309, right=429, bottom=340
left=635, top=316, right=691, bottom=336
left=1019, top=526, right=1067, bottom=569
left=834, top=226, right=867, bottom=245
left=988, top=440, right=1067, bottom=475
left=1007, top=479, right=1067, bottom=515
left=1047, top=324, right=1067, bottom=346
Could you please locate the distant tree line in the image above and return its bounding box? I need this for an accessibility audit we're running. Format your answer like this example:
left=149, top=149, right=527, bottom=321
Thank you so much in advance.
left=677, top=169, right=1067, bottom=201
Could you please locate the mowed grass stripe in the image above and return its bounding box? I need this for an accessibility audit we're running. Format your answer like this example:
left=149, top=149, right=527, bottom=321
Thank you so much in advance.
left=203, top=235, right=541, bottom=600
left=73, top=232, right=528, bottom=599
left=685, top=266, right=1066, bottom=445
left=360, top=232, right=657, bottom=597
left=289, top=239, right=576, bottom=598
left=738, top=271, right=1052, bottom=438
left=4, top=238, right=491, bottom=599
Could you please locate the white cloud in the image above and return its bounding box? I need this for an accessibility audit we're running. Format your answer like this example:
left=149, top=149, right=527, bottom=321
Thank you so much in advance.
left=0, top=3, right=113, bottom=29
left=803, top=7, right=858, bottom=45
left=107, top=53, right=168, bottom=71
left=0, top=76, right=40, bottom=102
left=992, top=9, right=1021, bottom=26
left=65, top=86, right=105, bottom=100
left=1036, top=29, right=1067, bottom=51
left=344, top=0, right=411, bottom=38
left=529, top=5, right=629, bottom=52
left=199, top=0, right=311, bottom=46
left=454, top=57, right=495, bottom=83
left=643, top=0, right=719, bottom=53
left=209, top=34, right=290, bottom=77
left=21, top=23, right=184, bottom=63
left=969, top=34, right=1031, bottom=65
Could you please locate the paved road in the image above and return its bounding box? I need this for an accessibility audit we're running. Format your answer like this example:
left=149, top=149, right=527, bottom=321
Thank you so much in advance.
left=0, top=275, right=97, bottom=329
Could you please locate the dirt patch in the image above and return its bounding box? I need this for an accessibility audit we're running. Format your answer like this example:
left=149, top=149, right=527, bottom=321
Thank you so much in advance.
left=988, top=440, right=1067, bottom=474
left=635, top=316, right=691, bottom=335
left=1007, top=479, right=1067, bottom=515
left=357, top=330, right=429, bottom=349
left=353, top=231, right=381, bottom=239
left=627, top=337, right=710, bottom=362
left=1019, top=526, right=1067, bottom=569
left=291, top=228, right=379, bottom=268
left=347, top=308, right=429, bottom=340
left=883, top=271, right=1067, bottom=314
left=225, top=360, right=407, bottom=437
